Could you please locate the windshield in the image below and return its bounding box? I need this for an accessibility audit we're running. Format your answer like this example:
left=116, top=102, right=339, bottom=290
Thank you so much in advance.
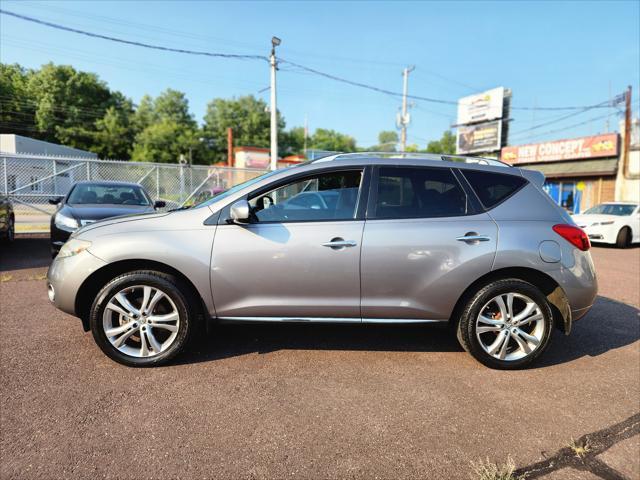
left=583, top=204, right=637, bottom=216
left=194, top=169, right=281, bottom=208
left=68, top=184, right=151, bottom=206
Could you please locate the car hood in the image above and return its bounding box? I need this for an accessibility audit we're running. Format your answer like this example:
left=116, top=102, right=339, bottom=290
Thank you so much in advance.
left=71, top=209, right=170, bottom=237
left=66, top=204, right=154, bottom=222
left=572, top=214, right=621, bottom=227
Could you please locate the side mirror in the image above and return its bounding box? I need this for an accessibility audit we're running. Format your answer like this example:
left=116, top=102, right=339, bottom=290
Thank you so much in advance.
left=229, top=199, right=251, bottom=224
left=48, top=197, right=61, bottom=205
left=154, top=200, right=166, bottom=209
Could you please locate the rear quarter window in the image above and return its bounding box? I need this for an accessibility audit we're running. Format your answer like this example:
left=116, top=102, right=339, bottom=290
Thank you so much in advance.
left=461, top=170, right=527, bottom=209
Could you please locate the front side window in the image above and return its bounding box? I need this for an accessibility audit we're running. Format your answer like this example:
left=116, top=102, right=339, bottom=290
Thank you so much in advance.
left=249, top=170, right=362, bottom=222
left=372, top=167, right=468, bottom=219
left=584, top=204, right=637, bottom=216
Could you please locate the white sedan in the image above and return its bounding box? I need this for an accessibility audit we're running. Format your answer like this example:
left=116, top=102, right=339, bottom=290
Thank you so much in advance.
left=572, top=202, right=639, bottom=248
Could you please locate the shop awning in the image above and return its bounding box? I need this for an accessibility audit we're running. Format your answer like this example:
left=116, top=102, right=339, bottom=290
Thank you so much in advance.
left=518, top=158, right=618, bottom=178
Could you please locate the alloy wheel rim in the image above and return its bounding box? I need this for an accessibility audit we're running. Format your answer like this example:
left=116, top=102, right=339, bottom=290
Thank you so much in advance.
left=102, top=285, right=180, bottom=358
left=475, top=292, right=545, bottom=362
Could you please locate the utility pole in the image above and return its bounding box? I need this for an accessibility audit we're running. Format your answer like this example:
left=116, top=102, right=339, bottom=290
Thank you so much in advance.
left=270, top=36, right=281, bottom=171
left=303, top=114, right=308, bottom=157
left=227, top=127, right=233, bottom=167
left=399, top=66, right=415, bottom=152
left=622, top=85, right=632, bottom=178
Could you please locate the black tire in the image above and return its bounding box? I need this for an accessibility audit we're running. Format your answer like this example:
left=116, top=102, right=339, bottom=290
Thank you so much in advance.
left=615, top=227, right=631, bottom=249
left=1, top=216, right=14, bottom=244
left=90, top=270, right=196, bottom=367
left=457, top=279, right=554, bottom=370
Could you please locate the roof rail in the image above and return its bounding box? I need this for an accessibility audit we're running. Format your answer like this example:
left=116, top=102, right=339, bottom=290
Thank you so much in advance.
left=312, top=151, right=511, bottom=168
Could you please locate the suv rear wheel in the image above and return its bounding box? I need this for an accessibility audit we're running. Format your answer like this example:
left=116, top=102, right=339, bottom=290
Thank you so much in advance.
left=457, top=279, right=553, bottom=369
left=90, top=270, right=195, bottom=367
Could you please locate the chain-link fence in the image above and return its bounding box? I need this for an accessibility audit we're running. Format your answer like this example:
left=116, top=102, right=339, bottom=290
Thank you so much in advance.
left=0, top=152, right=266, bottom=233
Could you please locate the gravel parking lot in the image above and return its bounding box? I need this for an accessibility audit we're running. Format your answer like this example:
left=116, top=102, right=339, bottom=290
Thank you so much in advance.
left=1, top=237, right=638, bottom=479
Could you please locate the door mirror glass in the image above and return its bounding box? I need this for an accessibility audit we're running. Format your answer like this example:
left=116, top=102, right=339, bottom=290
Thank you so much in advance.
left=230, top=199, right=251, bottom=223
left=49, top=197, right=62, bottom=205
left=154, top=200, right=166, bottom=209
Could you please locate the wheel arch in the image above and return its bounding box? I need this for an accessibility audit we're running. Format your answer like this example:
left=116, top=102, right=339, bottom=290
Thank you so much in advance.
left=75, top=259, right=207, bottom=332
left=450, top=266, right=571, bottom=334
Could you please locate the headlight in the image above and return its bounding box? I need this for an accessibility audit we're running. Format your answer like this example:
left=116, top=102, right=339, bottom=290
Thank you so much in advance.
left=58, top=239, right=92, bottom=258
left=55, top=212, right=80, bottom=231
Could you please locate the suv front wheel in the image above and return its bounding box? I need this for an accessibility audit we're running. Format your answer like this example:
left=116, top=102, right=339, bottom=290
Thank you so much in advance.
left=90, top=270, right=195, bottom=367
left=457, top=279, right=554, bottom=369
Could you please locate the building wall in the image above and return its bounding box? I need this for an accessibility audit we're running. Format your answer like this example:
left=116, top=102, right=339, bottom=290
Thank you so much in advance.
left=0, top=134, right=98, bottom=158
left=543, top=175, right=616, bottom=213
left=615, top=118, right=639, bottom=203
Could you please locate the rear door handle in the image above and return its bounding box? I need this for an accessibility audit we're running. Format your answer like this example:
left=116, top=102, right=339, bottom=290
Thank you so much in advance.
left=456, top=234, right=491, bottom=243
left=322, top=239, right=357, bottom=249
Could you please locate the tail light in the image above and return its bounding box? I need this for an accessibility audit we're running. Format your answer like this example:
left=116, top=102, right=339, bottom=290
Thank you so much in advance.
left=553, top=224, right=590, bottom=251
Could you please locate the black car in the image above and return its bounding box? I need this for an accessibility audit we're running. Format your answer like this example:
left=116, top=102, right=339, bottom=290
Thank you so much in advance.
left=49, top=181, right=165, bottom=256
left=0, top=196, right=15, bottom=244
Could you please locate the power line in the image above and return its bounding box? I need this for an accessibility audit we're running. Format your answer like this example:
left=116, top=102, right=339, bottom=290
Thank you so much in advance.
left=510, top=113, right=615, bottom=142
left=0, top=9, right=268, bottom=62
left=0, top=8, right=620, bottom=114
left=509, top=101, right=612, bottom=137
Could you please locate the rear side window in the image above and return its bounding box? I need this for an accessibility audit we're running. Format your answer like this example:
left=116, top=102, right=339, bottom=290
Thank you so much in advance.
left=372, top=167, right=468, bottom=219
left=461, top=170, right=527, bottom=209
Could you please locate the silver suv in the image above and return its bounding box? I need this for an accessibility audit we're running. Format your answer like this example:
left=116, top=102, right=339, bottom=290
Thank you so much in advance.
left=47, top=153, right=597, bottom=369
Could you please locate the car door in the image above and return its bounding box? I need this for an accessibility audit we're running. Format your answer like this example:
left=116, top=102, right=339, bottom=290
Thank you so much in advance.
left=210, top=167, right=367, bottom=320
left=360, top=165, right=497, bottom=321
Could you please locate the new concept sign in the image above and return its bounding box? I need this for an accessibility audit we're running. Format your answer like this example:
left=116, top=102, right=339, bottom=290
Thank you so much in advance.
left=456, top=120, right=502, bottom=154
left=457, top=87, right=505, bottom=125
left=501, top=133, right=619, bottom=164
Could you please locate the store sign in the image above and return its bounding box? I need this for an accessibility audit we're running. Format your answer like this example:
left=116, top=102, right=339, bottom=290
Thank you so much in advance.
left=456, top=120, right=502, bottom=154
left=457, top=87, right=505, bottom=125
left=501, top=133, right=619, bottom=164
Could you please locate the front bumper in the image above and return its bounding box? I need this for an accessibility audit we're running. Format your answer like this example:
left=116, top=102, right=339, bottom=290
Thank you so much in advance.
left=46, top=248, right=106, bottom=316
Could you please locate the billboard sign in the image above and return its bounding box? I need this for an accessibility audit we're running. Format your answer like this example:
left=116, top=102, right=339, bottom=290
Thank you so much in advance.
left=457, top=87, right=505, bottom=125
left=456, top=120, right=502, bottom=154
left=501, top=133, right=619, bottom=164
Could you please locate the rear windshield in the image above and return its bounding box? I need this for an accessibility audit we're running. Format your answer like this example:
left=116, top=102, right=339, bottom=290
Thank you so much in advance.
left=68, top=184, right=151, bottom=206
left=461, top=170, right=527, bottom=209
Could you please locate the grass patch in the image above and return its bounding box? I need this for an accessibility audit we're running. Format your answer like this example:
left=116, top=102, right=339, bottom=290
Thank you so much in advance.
left=568, top=438, right=591, bottom=458
left=0, top=274, right=13, bottom=282
left=28, top=273, right=47, bottom=281
left=471, top=456, right=523, bottom=480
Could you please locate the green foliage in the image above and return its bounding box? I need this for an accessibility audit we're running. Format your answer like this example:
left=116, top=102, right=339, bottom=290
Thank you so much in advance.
left=1, top=62, right=360, bottom=164
left=202, top=95, right=284, bottom=163
left=310, top=128, right=357, bottom=152
left=425, top=130, right=456, bottom=155
left=369, top=130, right=398, bottom=151
left=131, top=89, right=199, bottom=163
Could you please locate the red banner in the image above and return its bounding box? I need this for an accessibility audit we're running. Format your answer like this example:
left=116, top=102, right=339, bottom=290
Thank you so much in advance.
left=501, top=133, right=619, bottom=164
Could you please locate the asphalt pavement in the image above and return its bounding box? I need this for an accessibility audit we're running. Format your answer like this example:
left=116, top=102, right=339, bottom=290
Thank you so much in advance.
left=0, top=237, right=638, bottom=479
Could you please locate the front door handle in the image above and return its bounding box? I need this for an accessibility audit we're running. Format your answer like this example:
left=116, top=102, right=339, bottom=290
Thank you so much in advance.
left=456, top=233, right=491, bottom=243
left=322, top=238, right=357, bottom=249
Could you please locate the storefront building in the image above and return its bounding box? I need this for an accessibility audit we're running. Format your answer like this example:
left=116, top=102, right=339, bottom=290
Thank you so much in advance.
left=501, top=133, right=619, bottom=213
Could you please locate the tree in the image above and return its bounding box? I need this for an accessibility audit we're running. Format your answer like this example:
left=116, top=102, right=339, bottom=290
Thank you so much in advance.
left=310, top=128, right=357, bottom=152
left=369, top=130, right=398, bottom=151
left=131, top=89, right=198, bottom=163
left=202, top=95, right=284, bottom=163
left=0, top=64, right=35, bottom=137
left=425, top=130, right=456, bottom=155
left=93, top=105, right=135, bottom=159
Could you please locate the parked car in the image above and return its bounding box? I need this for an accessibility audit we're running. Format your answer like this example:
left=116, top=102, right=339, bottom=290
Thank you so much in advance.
left=46, top=153, right=597, bottom=369
left=0, top=196, right=15, bottom=244
left=49, top=181, right=165, bottom=256
left=572, top=202, right=639, bottom=248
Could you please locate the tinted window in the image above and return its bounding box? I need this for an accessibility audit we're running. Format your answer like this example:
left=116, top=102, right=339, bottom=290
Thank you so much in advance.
left=462, top=170, right=527, bottom=209
left=584, top=204, right=637, bottom=216
left=250, top=170, right=362, bottom=222
left=68, top=184, right=151, bottom=206
left=373, top=167, right=468, bottom=219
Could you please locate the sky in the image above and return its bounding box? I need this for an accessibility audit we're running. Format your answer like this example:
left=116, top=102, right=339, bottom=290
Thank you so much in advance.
left=1, top=0, right=639, bottom=149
